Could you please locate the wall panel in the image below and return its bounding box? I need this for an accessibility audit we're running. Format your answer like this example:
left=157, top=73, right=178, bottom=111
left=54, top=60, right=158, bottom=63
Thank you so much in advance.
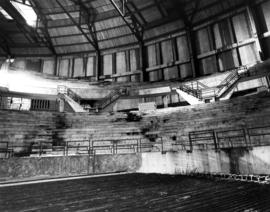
left=199, top=56, right=217, bottom=76
left=73, top=57, right=84, bottom=77
left=103, top=54, right=113, bottom=76
left=214, top=19, right=234, bottom=49
left=262, top=1, right=270, bottom=31
left=149, top=70, right=163, bottom=82
left=130, top=49, right=139, bottom=71
left=116, top=52, right=126, bottom=74
left=218, top=49, right=239, bottom=71
left=179, top=63, right=193, bottom=79
left=86, top=57, right=94, bottom=77
left=176, top=36, right=190, bottom=62
left=147, top=44, right=158, bottom=67
left=163, top=66, right=179, bottom=80
left=232, top=13, right=252, bottom=42
left=42, top=59, right=55, bottom=75
left=196, top=27, right=213, bottom=54
left=161, top=40, right=174, bottom=63
left=58, top=59, right=69, bottom=77
left=238, top=44, right=258, bottom=65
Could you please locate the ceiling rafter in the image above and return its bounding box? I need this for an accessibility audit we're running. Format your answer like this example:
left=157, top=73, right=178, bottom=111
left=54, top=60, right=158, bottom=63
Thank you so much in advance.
left=154, top=0, right=167, bottom=18
left=189, top=0, right=202, bottom=23
left=109, top=0, right=143, bottom=42
left=70, top=0, right=99, bottom=50
left=126, top=2, right=147, bottom=25
left=55, top=0, right=98, bottom=51
left=0, top=0, right=49, bottom=48
left=28, top=0, right=57, bottom=55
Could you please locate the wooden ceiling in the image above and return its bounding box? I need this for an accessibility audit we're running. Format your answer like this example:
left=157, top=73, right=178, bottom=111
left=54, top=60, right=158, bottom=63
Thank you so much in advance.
left=0, top=0, right=248, bottom=57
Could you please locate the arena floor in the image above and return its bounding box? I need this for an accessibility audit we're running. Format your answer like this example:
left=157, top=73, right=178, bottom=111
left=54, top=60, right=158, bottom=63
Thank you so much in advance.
left=0, top=173, right=270, bottom=212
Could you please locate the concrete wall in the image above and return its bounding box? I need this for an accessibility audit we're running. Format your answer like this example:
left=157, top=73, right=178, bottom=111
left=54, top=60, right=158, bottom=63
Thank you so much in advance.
left=0, top=154, right=141, bottom=182
left=138, top=146, right=270, bottom=175
left=1, top=146, right=270, bottom=182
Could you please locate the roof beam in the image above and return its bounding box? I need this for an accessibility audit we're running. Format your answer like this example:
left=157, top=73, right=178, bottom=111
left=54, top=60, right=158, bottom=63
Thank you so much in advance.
left=189, top=0, right=201, bottom=23
left=28, top=0, right=57, bottom=55
left=10, top=0, right=31, bottom=7
left=154, top=0, right=167, bottom=18
left=125, top=2, right=147, bottom=25
left=109, top=0, right=143, bottom=42
left=0, top=0, right=36, bottom=43
left=55, top=0, right=98, bottom=51
left=70, top=0, right=99, bottom=48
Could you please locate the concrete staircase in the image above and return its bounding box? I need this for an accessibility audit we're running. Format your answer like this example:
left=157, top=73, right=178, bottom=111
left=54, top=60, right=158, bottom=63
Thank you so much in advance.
left=174, top=67, right=247, bottom=104
left=94, top=87, right=128, bottom=112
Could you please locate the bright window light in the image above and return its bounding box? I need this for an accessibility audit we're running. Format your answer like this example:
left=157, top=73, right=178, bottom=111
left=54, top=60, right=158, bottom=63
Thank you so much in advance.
left=11, top=1, right=37, bottom=27
left=0, top=6, right=13, bottom=20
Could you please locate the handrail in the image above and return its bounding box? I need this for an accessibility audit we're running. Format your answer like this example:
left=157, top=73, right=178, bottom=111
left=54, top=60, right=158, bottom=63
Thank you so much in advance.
left=67, top=88, right=81, bottom=103
left=178, top=66, right=248, bottom=100
left=57, top=85, right=82, bottom=104
left=96, top=87, right=128, bottom=110
left=188, top=123, right=270, bottom=152
left=179, top=83, right=202, bottom=100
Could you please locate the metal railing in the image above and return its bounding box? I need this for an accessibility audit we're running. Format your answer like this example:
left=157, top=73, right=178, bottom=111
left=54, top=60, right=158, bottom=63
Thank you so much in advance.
left=95, top=87, right=128, bottom=110
left=188, top=124, right=270, bottom=152
left=179, top=83, right=203, bottom=100
left=66, top=88, right=82, bottom=104
left=0, top=136, right=164, bottom=158
left=178, top=66, right=248, bottom=100
left=91, top=137, right=163, bottom=155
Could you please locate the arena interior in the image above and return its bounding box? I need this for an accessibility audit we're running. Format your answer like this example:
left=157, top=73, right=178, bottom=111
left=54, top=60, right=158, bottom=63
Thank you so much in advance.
left=1, top=0, right=270, bottom=211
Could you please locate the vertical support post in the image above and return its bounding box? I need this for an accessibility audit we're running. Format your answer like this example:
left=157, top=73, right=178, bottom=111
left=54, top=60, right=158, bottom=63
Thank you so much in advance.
left=161, top=137, right=164, bottom=153
left=246, top=6, right=263, bottom=61
left=54, top=56, right=58, bottom=76
left=213, top=131, right=219, bottom=151
left=188, top=133, right=193, bottom=153
left=187, top=28, right=200, bottom=78
left=140, top=42, right=148, bottom=82
left=39, top=141, right=42, bottom=156
left=244, top=128, right=252, bottom=148
left=95, top=51, right=102, bottom=81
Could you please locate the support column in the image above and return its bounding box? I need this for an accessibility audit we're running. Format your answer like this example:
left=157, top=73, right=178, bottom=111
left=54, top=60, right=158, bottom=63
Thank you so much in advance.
left=140, top=42, right=148, bottom=82
left=54, top=56, right=58, bottom=76
left=187, top=28, right=200, bottom=78
left=95, top=50, right=102, bottom=81
left=246, top=6, right=263, bottom=61
left=163, top=95, right=169, bottom=108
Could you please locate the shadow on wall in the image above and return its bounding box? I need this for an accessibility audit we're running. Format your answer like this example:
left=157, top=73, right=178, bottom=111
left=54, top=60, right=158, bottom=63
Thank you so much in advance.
left=223, top=148, right=249, bottom=174
left=52, top=113, right=69, bottom=146
left=141, top=118, right=161, bottom=142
